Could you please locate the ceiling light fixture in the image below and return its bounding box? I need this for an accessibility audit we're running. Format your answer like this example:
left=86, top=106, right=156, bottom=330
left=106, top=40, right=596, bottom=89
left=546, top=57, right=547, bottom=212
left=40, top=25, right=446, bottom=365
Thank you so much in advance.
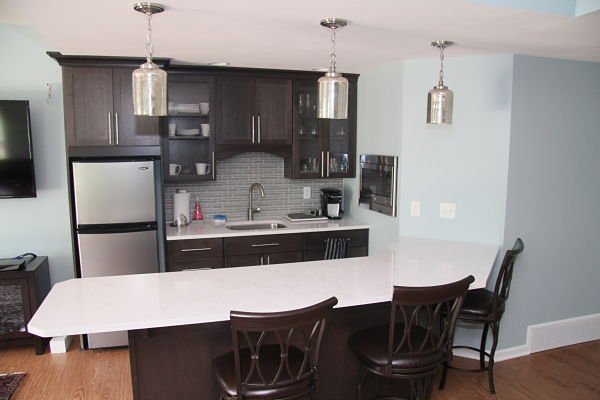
left=132, top=2, right=167, bottom=116
left=427, top=40, right=454, bottom=125
left=317, top=18, right=349, bottom=119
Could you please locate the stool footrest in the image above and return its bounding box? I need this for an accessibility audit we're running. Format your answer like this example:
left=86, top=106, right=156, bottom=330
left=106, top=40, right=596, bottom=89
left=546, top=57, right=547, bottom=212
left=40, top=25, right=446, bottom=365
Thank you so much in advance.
left=448, top=345, right=491, bottom=372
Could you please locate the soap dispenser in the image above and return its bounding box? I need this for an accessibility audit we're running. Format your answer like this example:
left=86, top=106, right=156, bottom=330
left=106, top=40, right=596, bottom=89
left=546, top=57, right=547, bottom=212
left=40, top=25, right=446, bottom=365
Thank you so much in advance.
left=192, top=196, right=203, bottom=221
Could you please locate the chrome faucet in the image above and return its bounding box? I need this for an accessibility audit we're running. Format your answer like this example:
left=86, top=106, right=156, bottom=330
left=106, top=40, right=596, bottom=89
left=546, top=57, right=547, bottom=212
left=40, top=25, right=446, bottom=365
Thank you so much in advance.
left=248, top=183, right=265, bottom=221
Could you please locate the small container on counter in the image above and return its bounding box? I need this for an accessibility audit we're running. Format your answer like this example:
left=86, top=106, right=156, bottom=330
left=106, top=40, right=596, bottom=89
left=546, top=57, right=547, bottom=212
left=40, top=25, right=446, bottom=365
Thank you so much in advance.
left=213, top=215, right=227, bottom=226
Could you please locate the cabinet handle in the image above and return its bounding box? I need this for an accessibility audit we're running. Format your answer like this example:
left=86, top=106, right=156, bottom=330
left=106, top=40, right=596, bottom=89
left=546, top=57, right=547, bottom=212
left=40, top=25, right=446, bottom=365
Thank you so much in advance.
left=251, top=243, right=280, bottom=248
left=251, top=115, right=255, bottom=144
left=321, top=151, right=325, bottom=177
left=115, top=112, right=119, bottom=145
left=257, top=115, right=261, bottom=143
left=181, top=267, right=212, bottom=271
left=180, top=247, right=212, bottom=252
left=108, top=112, right=112, bottom=144
left=260, top=256, right=264, bottom=265
left=211, top=151, right=216, bottom=180
left=326, top=151, right=330, bottom=177
left=267, top=255, right=270, bottom=265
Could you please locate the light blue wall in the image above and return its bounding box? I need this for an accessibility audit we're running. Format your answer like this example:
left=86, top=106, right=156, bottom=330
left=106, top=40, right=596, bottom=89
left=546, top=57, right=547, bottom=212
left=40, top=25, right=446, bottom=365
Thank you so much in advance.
left=344, top=62, right=404, bottom=253
left=0, top=24, right=73, bottom=284
left=499, top=55, right=600, bottom=347
left=399, top=55, right=514, bottom=245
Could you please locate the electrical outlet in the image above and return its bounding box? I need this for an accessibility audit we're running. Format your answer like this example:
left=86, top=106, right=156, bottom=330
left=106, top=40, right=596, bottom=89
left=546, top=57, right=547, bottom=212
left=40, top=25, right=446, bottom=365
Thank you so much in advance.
left=439, top=202, right=456, bottom=219
left=303, top=187, right=311, bottom=199
left=410, top=201, right=421, bottom=217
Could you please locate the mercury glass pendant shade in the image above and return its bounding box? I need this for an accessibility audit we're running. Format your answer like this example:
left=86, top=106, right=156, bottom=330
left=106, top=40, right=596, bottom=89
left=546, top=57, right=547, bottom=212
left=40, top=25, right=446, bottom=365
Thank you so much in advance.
left=318, top=71, right=349, bottom=119
left=133, top=60, right=167, bottom=116
left=427, top=84, right=453, bottom=124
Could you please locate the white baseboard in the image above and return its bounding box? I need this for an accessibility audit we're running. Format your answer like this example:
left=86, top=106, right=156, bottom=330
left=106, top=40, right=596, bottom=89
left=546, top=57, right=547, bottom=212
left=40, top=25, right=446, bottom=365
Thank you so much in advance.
left=50, top=335, right=73, bottom=353
left=454, top=312, right=600, bottom=362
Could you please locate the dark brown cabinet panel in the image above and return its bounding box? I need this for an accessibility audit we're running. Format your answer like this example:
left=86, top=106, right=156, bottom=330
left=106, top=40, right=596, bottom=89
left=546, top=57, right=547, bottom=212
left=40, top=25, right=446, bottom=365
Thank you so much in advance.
left=0, top=256, right=51, bottom=355
left=254, top=78, right=292, bottom=145
left=63, top=67, right=114, bottom=146
left=216, top=76, right=292, bottom=155
left=167, top=257, right=224, bottom=272
left=225, top=254, right=263, bottom=268
left=62, top=67, right=160, bottom=148
left=265, top=251, right=303, bottom=265
left=223, top=234, right=302, bottom=256
left=216, top=77, right=254, bottom=145
left=167, top=238, right=223, bottom=260
left=302, top=229, right=369, bottom=261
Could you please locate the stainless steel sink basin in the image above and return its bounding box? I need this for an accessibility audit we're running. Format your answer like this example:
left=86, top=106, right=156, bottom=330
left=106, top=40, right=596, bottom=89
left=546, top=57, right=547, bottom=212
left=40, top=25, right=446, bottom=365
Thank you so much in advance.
left=226, top=222, right=287, bottom=231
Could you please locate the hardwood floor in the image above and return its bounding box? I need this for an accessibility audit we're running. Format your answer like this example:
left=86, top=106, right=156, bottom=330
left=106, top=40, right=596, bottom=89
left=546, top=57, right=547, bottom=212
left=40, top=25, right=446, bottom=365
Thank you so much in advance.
left=0, top=339, right=598, bottom=399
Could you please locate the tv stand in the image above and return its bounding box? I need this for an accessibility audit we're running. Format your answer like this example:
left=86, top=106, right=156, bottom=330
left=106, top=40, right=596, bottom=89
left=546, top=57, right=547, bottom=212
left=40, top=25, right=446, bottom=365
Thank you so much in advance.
left=0, top=256, right=51, bottom=354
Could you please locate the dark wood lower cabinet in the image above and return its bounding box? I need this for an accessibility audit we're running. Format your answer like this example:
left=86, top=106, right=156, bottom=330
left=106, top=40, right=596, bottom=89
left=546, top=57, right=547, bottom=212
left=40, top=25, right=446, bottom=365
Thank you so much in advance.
left=166, top=229, right=368, bottom=271
left=128, top=302, right=409, bottom=400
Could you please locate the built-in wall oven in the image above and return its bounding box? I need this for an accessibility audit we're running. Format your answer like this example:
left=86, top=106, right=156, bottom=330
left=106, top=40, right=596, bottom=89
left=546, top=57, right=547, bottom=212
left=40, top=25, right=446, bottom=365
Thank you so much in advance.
left=359, top=154, right=398, bottom=217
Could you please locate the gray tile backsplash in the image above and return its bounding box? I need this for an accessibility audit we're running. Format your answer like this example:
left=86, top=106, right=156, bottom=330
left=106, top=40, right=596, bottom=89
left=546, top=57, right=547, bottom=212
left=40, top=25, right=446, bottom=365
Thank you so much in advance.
left=164, top=152, right=343, bottom=222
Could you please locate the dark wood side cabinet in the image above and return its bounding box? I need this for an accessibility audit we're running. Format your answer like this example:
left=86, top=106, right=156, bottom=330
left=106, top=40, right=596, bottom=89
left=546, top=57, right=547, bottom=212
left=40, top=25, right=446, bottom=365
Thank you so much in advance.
left=216, top=76, right=293, bottom=157
left=223, top=234, right=303, bottom=267
left=0, top=256, right=51, bottom=355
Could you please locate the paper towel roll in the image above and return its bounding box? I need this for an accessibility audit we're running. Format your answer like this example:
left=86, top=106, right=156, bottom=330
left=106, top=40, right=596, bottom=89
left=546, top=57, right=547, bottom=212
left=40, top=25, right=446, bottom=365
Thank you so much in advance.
left=173, top=190, right=190, bottom=223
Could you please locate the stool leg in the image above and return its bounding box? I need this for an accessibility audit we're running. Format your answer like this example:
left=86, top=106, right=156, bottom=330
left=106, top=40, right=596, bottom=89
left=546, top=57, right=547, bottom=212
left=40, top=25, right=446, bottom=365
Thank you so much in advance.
left=439, top=360, right=449, bottom=390
left=356, top=365, right=368, bottom=400
left=480, top=323, right=489, bottom=370
left=488, top=321, right=500, bottom=394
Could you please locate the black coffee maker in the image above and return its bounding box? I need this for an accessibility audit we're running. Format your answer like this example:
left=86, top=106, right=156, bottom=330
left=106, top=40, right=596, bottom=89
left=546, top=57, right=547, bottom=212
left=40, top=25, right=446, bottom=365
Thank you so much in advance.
left=320, top=188, right=343, bottom=219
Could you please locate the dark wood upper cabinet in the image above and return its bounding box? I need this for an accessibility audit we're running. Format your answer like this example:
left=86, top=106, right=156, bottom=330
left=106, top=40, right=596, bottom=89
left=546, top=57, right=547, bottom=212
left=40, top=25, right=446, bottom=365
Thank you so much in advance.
left=62, top=66, right=159, bottom=148
left=284, top=78, right=357, bottom=179
left=216, top=76, right=292, bottom=155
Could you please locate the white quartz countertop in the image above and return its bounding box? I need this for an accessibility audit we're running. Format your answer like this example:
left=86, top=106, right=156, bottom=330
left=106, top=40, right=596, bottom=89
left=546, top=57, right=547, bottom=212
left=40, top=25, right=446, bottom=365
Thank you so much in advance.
left=166, top=217, right=370, bottom=240
left=28, top=237, right=498, bottom=338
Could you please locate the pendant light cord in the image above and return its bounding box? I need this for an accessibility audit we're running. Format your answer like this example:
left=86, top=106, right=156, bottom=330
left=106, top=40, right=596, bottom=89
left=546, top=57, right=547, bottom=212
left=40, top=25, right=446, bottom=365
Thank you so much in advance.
left=329, top=28, right=337, bottom=73
left=145, top=12, right=154, bottom=63
left=438, top=45, right=445, bottom=86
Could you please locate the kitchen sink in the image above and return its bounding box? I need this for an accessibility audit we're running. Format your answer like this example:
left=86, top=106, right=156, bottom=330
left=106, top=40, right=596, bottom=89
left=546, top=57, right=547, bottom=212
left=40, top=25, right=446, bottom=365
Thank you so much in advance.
left=226, top=222, right=287, bottom=231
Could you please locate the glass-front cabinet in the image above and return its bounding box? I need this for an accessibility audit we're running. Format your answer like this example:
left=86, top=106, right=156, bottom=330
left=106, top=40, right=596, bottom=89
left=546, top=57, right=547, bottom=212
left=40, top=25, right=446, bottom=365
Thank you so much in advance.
left=162, top=74, right=215, bottom=182
left=285, top=79, right=356, bottom=179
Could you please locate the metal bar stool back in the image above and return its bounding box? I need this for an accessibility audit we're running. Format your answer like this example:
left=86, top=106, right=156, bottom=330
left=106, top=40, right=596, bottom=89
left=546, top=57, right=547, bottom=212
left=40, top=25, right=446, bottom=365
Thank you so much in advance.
left=213, top=297, right=338, bottom=400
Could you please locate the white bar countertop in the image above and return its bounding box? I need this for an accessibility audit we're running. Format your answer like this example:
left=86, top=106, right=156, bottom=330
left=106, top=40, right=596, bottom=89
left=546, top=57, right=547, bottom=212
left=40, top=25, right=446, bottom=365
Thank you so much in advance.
left=166, top=217, right=371, bottom=240
left=28, top=237, right=499, bottom=338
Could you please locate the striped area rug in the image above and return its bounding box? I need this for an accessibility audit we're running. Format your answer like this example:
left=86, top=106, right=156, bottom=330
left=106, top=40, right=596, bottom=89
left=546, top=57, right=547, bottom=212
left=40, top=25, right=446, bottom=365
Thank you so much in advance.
left=0, top=373, right=25, bottom=400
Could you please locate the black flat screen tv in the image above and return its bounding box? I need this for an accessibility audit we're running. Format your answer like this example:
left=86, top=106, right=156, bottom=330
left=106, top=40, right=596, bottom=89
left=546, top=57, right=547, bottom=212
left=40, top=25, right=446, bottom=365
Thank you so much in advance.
left=0, top=100, right=37, bottom=198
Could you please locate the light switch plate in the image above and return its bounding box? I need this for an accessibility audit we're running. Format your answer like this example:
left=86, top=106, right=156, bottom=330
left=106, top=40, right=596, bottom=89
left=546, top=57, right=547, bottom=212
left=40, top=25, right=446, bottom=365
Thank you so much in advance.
left=439, top=202, right=456, bottom=219
left=303, top=187, right=311, bottom=199
left=410, top=201, right=421, bottom=217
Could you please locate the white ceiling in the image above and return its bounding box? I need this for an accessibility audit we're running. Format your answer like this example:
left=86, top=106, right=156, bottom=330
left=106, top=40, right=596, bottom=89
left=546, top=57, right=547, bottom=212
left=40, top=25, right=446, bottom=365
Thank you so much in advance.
left=1, top=0, right=599, bottom=73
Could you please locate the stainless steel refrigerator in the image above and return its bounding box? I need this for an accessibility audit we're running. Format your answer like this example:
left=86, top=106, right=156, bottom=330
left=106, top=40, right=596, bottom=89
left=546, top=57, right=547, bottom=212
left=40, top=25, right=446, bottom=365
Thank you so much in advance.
left=71, top=159, right=162, bottom=349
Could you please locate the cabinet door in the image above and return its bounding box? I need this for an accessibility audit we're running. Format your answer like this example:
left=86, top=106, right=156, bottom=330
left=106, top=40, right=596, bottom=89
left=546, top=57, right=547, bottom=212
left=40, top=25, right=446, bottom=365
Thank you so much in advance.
left=112, top=68, right=160, bottom=146
left=264, top=251, right=303, bottom=266
left=216, top=77, right=254, bottom=145
left=0, top=278, right=31, bottom=340
left=63, top=67, right=114, bottom=146
left=254, top=79, right=292, bottom=145
left=167, top=257, right=224, bottom=272
left=225, top=254, right=263, bottom=268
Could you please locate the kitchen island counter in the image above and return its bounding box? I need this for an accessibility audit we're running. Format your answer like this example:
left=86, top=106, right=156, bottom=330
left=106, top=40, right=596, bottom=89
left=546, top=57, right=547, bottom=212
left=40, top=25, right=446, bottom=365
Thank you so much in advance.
left=28, top=237, right=498, bottom=338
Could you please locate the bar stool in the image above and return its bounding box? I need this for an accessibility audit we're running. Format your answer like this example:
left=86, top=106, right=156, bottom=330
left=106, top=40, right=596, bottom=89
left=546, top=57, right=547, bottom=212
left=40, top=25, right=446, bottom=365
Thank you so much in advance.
left=348, top=276, right=474, bottom=400
left=212, top=297, right=338, bottom=400
left=439, top=238, right=524, bottom=394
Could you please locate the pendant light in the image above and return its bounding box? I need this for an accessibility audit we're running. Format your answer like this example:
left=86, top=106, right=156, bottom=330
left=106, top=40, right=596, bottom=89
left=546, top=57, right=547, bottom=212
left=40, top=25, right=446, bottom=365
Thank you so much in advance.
left=132, top=2, right=167, bottom=116
left=427, top=40, right=454, bottom=125
left=317, top=18, right=349, bottom=119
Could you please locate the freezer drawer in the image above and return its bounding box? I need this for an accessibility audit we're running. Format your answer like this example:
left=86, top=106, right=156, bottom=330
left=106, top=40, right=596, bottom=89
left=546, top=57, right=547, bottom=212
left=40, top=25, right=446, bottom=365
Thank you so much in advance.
left=72, top=160, right=156, bottom=225
left=77, top=230, right=159, bottom=277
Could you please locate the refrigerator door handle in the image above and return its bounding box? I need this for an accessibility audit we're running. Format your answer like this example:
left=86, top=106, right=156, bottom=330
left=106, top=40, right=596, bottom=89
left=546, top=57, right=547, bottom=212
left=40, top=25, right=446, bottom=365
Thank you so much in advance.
left=77, top=222, right=157, bottom=234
